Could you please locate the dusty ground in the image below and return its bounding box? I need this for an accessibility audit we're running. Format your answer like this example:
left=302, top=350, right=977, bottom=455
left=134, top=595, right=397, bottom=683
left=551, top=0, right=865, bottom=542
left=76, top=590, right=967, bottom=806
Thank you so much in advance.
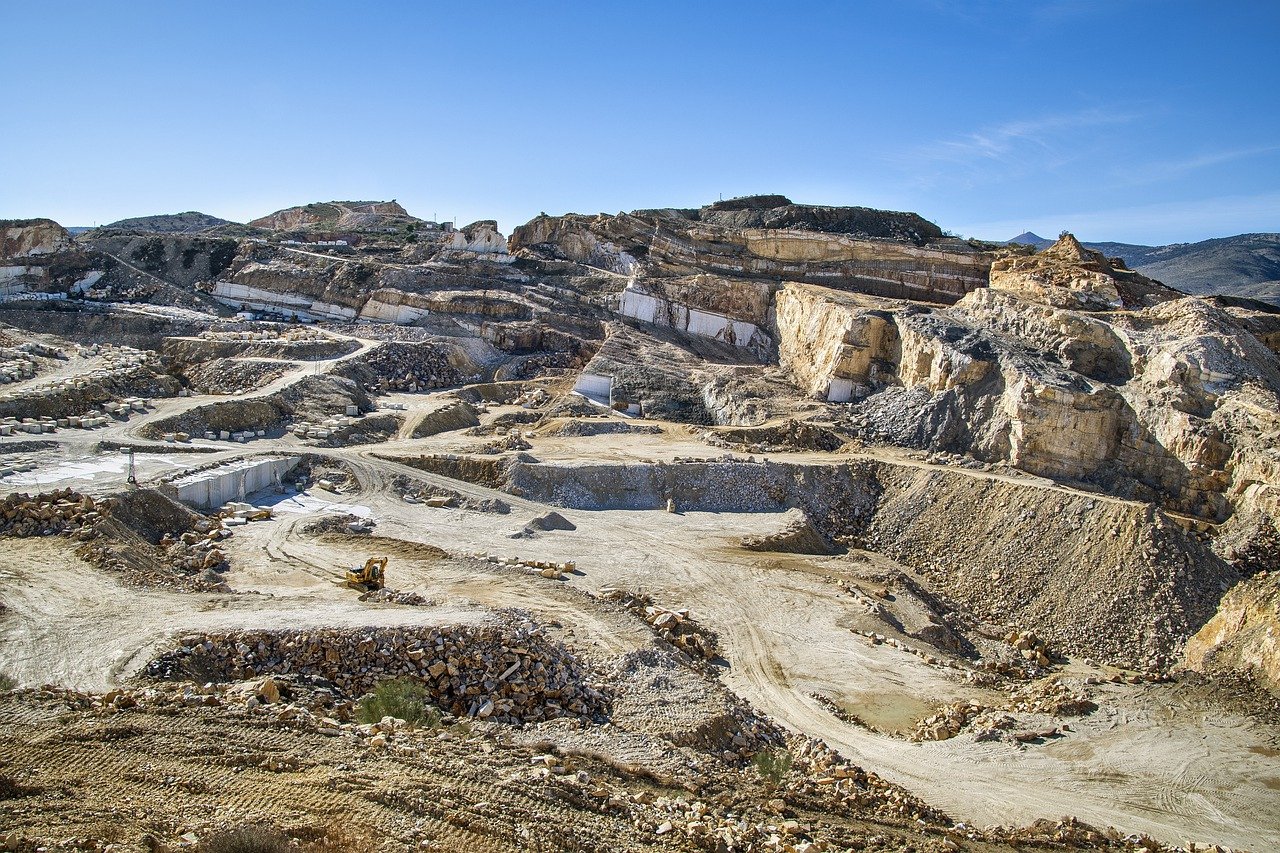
left=1, top=325, right=1277, bottom=851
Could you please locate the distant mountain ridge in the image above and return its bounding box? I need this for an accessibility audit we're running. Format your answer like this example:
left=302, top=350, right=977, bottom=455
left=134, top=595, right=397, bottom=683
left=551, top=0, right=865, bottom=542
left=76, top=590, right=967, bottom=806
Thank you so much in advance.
left=1005, top=231, right=1280, bottom=306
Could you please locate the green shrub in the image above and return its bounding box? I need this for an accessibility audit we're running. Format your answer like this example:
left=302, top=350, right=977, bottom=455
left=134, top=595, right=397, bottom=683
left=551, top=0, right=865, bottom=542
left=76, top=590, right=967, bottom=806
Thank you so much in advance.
left=356, top=677, right=440, bottom=728
left=199, top=825, right=290, bottom=853
left=0, top=673, right=14, bottom=692
left=752, top=747, right=794, bottom=788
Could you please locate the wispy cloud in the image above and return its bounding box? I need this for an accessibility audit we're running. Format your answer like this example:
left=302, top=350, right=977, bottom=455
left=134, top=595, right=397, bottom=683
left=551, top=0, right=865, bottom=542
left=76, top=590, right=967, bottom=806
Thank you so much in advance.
left=889, top=108, right=1144, bottom=191
left=1118, top=144, right=1280, bottom=186
left=909, top=109, right=1140, bottom=168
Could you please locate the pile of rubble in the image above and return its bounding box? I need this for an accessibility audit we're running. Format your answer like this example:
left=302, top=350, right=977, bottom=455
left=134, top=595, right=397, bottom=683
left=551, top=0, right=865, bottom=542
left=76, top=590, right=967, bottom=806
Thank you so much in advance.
left=600, top=588, right=720, bottom=660
left=741, top=511, right=832, bottom=554
left=181, top=357, right=290, bottom=395
left=549, top=419, right=662, bottom=438
left=911, top=701, right=986, bottom=742
left=0, top=489, right=106, bottom=539
left=395, top=475, right=510, bottom=513
left=476, top=551, right=576, bottom=580
left=347, top=342, right=461, bottom=392
left=145, top=619, right=612, bottom=724
left=478, top=430, right=533, bottom=454
left=1005, top=628, right=1054, bottom=667
left=911, top=678, right=1097, bottom=743
left=159, top=527, right=230, bottom=576
left=358, top=587, right=430, bottom=605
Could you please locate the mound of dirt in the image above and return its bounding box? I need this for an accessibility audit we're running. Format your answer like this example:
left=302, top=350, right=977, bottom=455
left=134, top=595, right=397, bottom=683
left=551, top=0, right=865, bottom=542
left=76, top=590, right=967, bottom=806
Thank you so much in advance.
left=411, top=400, right=479, bottom=438
left=860, top=464, right=1239, bottom=671
left=528, top=511, right=575, bottom=532
left=139, top=375, right=370, bottom=440
left=704, top=418, right=849, bottom=453
left=68, top=487, right=230, bottom=591
left=548, top=419, right=662, bottom=438
left=741, top=509, right=833, bottom=554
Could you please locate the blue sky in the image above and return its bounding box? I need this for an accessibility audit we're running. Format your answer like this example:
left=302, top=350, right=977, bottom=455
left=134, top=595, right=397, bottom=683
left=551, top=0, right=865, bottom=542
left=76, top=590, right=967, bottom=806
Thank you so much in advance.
left=2, top=0, right=1277, bottom=244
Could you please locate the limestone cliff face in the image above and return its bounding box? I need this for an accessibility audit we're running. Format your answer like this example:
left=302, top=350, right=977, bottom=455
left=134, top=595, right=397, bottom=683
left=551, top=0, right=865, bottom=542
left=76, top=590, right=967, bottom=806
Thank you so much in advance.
left=1, top=218, right=73, bottom=260
left=1183, top=570, right=1280, bottom=692
left=774, top=263, right=1280, bottom=517
left=775, top=284, right=898, bottom=398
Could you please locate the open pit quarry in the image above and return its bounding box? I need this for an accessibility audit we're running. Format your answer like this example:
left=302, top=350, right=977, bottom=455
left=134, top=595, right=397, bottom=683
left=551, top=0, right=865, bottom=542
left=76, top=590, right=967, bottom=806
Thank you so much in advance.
left=0, top=197, right=1277, bottom=852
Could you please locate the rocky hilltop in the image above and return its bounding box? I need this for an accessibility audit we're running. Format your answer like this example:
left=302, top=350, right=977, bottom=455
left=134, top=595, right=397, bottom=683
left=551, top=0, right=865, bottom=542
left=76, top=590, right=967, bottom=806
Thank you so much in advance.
left=100, top=211, right=233, bottom=234
left=248, top=199, right=419, bottom=235
left=1, top=218, right=74, bottom=258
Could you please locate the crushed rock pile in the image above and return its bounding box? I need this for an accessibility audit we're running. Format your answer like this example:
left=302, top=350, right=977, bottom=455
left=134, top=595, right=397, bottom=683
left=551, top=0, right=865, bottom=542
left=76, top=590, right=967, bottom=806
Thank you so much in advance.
left=607, top=647, right=780, bottom=760
left=145, top=620, right=612, bottom=724
left=358, top=587, right=430, bottom=605
left=395, top=474, right=510, bottom=513
left=741, top=509, right=833, bottom=555
left=139, top=374, right=368, bottom=441
left=411, top=400, right=479, bottom=438
left=78, top=488, right=233, bottom=591
left=0, top=487, right=233, bottom=591
left=911, top=678, right=1097, bottom=743
left=859, top=464, right=1240, bottom=671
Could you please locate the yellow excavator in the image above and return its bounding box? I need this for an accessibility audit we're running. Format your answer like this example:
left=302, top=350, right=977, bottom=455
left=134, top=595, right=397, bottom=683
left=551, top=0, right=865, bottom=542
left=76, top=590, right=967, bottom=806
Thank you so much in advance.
left=335, top=557, right=387, bottom=592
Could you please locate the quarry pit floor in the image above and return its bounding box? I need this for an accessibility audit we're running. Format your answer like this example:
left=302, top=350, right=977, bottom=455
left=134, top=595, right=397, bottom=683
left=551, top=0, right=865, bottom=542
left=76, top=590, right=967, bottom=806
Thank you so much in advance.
left=1, top=343, right=1278, bottom=850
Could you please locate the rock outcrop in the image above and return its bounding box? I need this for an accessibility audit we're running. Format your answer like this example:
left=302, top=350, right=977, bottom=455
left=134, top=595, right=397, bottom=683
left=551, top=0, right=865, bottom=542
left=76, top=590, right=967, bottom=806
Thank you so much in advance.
left=1, top=219, right=73, bottom=259
left=249, top=200, right=417, bottom=234
left=775, top=234, right=1280, bottom=521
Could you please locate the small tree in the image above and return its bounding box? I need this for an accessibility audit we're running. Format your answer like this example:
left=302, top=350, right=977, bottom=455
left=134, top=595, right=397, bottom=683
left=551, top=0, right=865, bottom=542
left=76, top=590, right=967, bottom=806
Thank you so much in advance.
left=752, top=747, right=794, bottom=790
